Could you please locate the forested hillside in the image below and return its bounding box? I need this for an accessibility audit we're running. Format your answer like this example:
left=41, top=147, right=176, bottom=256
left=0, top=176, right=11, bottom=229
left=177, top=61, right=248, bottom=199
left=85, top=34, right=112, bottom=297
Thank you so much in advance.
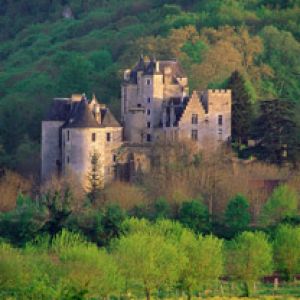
left=0, top=0, right=300, bottom=173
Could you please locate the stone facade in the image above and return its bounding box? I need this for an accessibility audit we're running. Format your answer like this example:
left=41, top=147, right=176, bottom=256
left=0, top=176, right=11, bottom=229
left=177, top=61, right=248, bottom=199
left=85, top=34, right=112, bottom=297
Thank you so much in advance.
left=42, top=56, right=232, bottom=188
left=122, top=56, right=231, bottom=149
left=41, top=94, right=122, bottom=189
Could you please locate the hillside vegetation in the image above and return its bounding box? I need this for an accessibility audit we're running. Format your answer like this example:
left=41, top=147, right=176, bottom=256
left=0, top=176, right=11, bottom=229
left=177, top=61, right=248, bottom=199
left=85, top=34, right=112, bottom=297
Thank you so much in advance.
left=0, top=0, right=300, bottom=172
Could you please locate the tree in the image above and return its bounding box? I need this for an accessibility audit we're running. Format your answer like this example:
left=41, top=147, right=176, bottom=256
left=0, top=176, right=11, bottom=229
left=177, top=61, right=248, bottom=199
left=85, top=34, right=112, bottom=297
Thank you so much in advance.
left=179, top=230, right=223, bottom=299
left=58, top=53, right=93, bottom=96
left=224, top=194, right=250, bottom=237
left=274, top=224, right=300, bottom=280
left=178, top=199, right=210, bottom=233
left=260, top=184, right=298, bottom=226
left=252, top=99, right=299, bottom=164
left=87, top=151, right=103, bottom=203
left=114, top=231, right=185, bottom=300
left=228, top=70, right=254, bottom=147
left=226, top=231, right=273, bottom=296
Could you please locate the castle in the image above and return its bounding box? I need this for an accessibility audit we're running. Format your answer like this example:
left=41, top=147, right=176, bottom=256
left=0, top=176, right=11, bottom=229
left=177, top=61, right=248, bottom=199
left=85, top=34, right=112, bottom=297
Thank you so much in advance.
left=41, top=56, right=232, bottom=188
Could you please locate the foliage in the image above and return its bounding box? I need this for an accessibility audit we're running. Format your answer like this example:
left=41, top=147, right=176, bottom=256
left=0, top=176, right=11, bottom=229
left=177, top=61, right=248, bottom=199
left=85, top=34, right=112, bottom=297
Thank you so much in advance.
left=260, top=184, right=299, bottom=226
left=224, top=194, right=250, bottom=237
left=178, top=199, right=210, bottom=233
left=273, top=224, right=300, bottom=280
left=226, top=231, right=273, bottom=297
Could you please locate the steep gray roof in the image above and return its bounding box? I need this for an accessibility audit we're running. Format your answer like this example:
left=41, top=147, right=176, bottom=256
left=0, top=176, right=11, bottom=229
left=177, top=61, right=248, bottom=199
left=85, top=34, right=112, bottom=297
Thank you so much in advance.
left=46, top=96, right=121, bottom=129
left=63, top=99, right=99, bottom=128
left=127, top=57, right=186, bottom=84
left=101, top=109, right=121, bottom=127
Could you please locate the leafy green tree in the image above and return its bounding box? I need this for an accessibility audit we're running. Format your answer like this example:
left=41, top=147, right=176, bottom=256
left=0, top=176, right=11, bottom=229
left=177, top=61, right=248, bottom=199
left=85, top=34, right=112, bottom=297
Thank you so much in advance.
left=260, top=184, right=298, bottom=226
left=228, top=70, right=254, bottom=147
left=274, top=224, right=300, bottom=280
left=58, top=53, right=93, bottom=96
left=178, top=199, right=210, bottom=233
left=224, top=194, right=250, bottom=237
left=87, top=151, right=103, bottom=203
left=253, top=99, right=299, bottom=164
left=152, top=197, right=171, bottom=220
left=179, top=230, right=223, bottom=299
left=226, top=231, right=273, bottom=296
left=114, top=231, right=185, bottom=300
left=0, top=194, right=47, bottom=246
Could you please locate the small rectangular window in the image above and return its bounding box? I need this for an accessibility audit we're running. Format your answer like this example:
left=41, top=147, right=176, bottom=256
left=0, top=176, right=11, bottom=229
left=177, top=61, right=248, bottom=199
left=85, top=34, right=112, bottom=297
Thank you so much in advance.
left=67, top=156, right=70, bottom=164
left=147, top=121, right=151, bottom=128
left=92, top=132, right=96, bottom=142
left=191, top=114, right=198, bottom=125
left=113, top=154, right=117, bottom=162
left=191, top=129, right=198, bottom=141
left=146, top=79, right=151, bottom=85
left=147, top=97, right=151, bottom=103
left=137, top=103, right=142, bottom=107
left=218, top=115, right=223, bottom=126
left=146, top=134, right=151, bottom=142
left=67, top=130, right=70, bottom=141
left=147, top=109, right=151, bottom=115
left=106, top=132, right=111, bottom=142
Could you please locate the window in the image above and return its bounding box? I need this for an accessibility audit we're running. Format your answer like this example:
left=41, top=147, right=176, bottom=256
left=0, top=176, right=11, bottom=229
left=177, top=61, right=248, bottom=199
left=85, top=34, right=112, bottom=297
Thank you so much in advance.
left=113, top=154, right=117, bottom=162
left=191, top=129, right=198, bottom=141
left=191, top=114, right=198, bottom=125
left=146, top=79, right=151, bottom=85
left=92, top=132, right=96, bottom=142
left=147, top=97, right=151, bottom=103
left=218, top=115, right=223, bottom=126
left=106, top=132, right=111, bottom=142
left=146, top=134, right=151, bottom=142
left=147, top=121, right=151, bottom=128
left=67, top=130, right=70, bottom=141
left=137, top=103, right=142, bottom=107
left=147, top=109, right=151, bottom=115
left=67, top=156, right=70, bottom=164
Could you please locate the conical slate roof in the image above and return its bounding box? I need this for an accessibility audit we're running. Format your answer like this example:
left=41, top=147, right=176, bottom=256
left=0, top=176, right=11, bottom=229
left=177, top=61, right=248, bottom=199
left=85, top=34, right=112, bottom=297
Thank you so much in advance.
left=63, top=98, right=100, bottom=128
left=101, top=109, right=121, bottom=127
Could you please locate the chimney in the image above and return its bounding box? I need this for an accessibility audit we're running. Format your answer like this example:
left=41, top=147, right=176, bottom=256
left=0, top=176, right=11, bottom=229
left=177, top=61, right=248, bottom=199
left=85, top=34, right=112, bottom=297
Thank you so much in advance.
left=94, top=104, right=101, bottom=124
left=156, top=61, right=160, bottom=73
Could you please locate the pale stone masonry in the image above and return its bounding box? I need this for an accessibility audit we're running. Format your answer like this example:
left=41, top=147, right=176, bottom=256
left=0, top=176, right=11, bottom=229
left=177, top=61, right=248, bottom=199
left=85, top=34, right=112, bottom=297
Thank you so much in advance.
left=41, top=94, right=122, bottom=188
left=122, top=56, right=231, bottom=149
left=41, top=56, right=232, bottom=188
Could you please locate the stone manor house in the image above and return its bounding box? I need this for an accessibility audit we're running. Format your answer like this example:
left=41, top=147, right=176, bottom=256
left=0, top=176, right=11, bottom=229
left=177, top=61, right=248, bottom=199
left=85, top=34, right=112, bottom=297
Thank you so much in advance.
left=41, top=56, right=232, bottom=188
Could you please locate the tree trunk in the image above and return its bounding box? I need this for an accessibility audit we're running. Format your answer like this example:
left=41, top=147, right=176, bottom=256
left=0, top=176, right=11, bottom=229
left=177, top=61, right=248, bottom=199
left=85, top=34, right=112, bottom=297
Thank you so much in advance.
left=145, top=288, right=151, bottom=300
left=187, top=288, right=192, bottom=300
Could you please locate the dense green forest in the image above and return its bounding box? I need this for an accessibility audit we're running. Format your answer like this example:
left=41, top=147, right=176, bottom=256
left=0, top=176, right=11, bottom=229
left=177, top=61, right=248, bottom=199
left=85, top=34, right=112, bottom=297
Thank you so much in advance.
left=0, top=0, right=300, bottom=172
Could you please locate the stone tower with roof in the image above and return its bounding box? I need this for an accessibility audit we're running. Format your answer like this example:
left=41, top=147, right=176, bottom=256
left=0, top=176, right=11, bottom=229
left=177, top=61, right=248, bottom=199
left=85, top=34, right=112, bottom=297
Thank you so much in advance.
left=41, top=94, right=122, bottom=188
left=42, top=56, right=232, bottom=188
left=122, top=56, right=231, bottom=149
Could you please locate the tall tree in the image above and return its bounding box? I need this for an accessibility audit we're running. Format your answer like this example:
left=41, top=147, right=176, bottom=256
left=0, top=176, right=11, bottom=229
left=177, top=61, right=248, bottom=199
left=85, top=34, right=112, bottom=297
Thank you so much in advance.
left=274, top=224, right=300, bottom=280
left=228, top=70, right=254, bottom=147
left=253, top=99, right=299, bottom=164
left=224, top=194, right=250, bottom=237
left=226, top=231, right=273, bottom=297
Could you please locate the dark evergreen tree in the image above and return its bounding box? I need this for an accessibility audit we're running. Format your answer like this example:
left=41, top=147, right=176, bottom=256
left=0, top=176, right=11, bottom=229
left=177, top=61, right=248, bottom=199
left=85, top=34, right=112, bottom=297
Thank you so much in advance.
left=228, top=71, right=254, bottom=148
left=252, top=99, right=299, bottom=165
left=87, top=151, right=103, bottom=203
left=224, top=194, right=250, bottom=237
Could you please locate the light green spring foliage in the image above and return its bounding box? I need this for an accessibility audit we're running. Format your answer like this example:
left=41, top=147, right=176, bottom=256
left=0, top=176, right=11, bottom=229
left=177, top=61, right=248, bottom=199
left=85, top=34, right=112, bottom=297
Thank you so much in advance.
left=260, top=184, right=299, bottom=226
left=52, top=229, right=124, bottom=298
left=179, top=230, right=223, bottom=295
left=226, top=231, right=273, bottom=295
left=114, top=220, right=187, bottom=298
left=274, top=224, right=300, bottom=280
